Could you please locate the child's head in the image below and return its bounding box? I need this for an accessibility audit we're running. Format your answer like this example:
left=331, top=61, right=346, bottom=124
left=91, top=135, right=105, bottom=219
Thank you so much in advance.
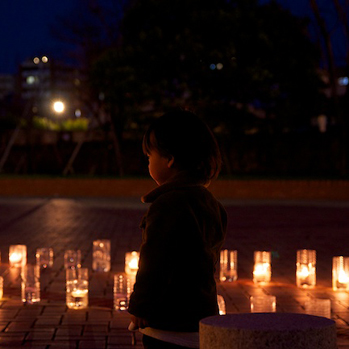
left=143, top=109, right=222, bottom=184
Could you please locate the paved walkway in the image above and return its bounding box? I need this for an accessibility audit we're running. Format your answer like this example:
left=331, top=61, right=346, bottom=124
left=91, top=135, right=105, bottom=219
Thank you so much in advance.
left=0, top=197, right=348, bottom=348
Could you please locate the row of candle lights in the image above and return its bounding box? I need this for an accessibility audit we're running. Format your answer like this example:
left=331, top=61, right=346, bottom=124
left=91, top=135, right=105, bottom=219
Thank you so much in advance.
left=220, top=249, right=349, bottom=290
left=1, top=241, right=140, bottom=310
left=4, top=243, right=345, bottom=317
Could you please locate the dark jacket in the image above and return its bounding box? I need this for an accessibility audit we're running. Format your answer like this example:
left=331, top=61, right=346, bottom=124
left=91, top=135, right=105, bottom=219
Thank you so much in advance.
left=128, top=173, right=227, bottom=332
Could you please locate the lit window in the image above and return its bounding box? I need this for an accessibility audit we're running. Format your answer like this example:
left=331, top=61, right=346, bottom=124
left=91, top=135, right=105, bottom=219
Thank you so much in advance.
left=26, top=76, right=36, bottom=84
left=75, top=109, right=82, bottom=117
left=338, top=77, right=348, bottom=86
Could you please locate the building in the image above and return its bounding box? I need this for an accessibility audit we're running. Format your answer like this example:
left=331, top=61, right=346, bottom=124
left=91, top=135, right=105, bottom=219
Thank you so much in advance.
left=0, top=74, right=15, bottom=100
left=18, top=56, right=85, bottom=121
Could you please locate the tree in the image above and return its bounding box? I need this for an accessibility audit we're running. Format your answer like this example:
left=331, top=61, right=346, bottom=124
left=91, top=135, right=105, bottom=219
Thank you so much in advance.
left=54, top=0, right=325, bottom=176
left=308, top=0, right=349, bottom=174
left=111, top=0, right=324, bottom=131
left=51, top=0, right=129, bottom=176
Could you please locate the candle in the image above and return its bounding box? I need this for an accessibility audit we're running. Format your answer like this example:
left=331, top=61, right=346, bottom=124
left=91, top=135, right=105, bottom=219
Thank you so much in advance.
left=64, top=250, right=81, bottom=270
left=66, top=268, right=88, bottom=309
left=220, top=250, right=237, bottom=282
left=71, top=288, right=88, bottom=297
left=125, top=251, right=140, bottom=276
left=36, top=248, right=54, bottom=269
left=333, top=256, right=349, bottom=290
left=21, top=265, right=40, bottom=304
left=296, top=250, right=316, bottom=288
left=9, top=245, right=27, bottom=268
left=253, top=251, right=271, bottom=284
left=9, top=253, right=21, bottom=264
left=92, top=239, right=111, bottom=272
left=114, top=273, right=135, bottom=311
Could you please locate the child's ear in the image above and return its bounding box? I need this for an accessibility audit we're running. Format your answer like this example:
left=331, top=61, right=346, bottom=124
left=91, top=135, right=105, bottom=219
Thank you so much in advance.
left=167, top=156, right=175, bottom=168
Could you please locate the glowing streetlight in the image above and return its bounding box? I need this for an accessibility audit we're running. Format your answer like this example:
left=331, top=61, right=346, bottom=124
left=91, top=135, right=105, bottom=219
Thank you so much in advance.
left=53, top=101, right=65, bottom=114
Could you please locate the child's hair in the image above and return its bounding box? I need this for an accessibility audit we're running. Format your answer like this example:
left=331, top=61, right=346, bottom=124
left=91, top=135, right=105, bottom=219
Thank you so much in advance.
left=143, top=109, right=222, bottom=183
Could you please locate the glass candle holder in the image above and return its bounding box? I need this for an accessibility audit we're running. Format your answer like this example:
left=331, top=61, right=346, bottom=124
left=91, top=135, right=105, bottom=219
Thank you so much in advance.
left=0, top=276, right=3, bottom=299
left=253, top=251, right=271, bottom=284
left=64, top=250, right=81, bottom=270
left=250, top=295, right=276, bottom=313
left=333, top=256, right=349, bottom=291
left=21, top=264, right=40, bottom=304
left=9, top=244, right=27, bottom=268
left=113, top=273, right=135, bottom=311
left=220, top=249, right=237, bottom=282
left=125, top=251, right=139, bottom=276
left=66, top=268, right=89, bottom=309
left=217, top=294, right=226, bottom=315
left=304, top=297, right=331, bottom=319
left=92, top=239, right=111, bottom=272
left=296, top=249, right=316, bottom=288
left=36, top=248, right=54, bottom=269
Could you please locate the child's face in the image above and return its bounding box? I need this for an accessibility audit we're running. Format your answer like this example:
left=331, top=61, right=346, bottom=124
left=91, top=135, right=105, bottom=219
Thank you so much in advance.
left=147, top=149, right=175, bottom=186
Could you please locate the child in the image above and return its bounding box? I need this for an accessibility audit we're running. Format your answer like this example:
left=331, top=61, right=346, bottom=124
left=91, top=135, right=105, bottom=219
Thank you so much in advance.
left=128, top=109, right=227, bottom=349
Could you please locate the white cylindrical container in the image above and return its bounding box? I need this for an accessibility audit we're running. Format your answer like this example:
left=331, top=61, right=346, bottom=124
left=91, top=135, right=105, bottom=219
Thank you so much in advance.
left=332, top=256, right=349, bottom=291
left=66, top=268, right=88, bottom=309
left=92, top=239, right=111, bottom=272
left=21, top=264, right=40, bottom=304
left=220, top=249, right=237, bottom=282
left=253, top=251, right=271, bottom=284
left=296, top=249, right=316, bottom=288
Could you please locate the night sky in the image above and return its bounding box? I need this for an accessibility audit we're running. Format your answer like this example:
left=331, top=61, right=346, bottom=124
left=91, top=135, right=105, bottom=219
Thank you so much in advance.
left=0, top=0, right=346, bottom=75
left=0, top=0, right=77, bottom=74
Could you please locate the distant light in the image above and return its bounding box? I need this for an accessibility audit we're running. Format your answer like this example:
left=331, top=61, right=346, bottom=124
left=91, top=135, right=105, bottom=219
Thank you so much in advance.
left=210, top=64, right=216, bottom=70
left=338, top=77, right=348, bottom=86
left=26, top=76, right=36, bottom=84
left=216, top=63, right=223, bottom=70
left=75, top=109, right=81, bottom=117
left=33, top=57, right=40, bottom=64
left=42, top=56, right=48, bottom=63
left=53, top=101, right=65, bottom=113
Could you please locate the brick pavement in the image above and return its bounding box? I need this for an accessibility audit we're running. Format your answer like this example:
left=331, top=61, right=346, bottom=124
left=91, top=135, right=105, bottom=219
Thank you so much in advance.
left=0, top=197, right=348, bottom=348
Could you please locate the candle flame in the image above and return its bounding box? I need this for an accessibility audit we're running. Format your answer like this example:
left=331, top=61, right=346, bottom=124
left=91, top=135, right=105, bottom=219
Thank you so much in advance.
left=338, top=269, right=349, bottom=284
left=299, top=265, right=310, bottom=278
left=129, top=258, right=138, bottom=270
left=71, top=289, right=88, bottom=297
left=254, top=263, right=269, bottom=276
left=10, top=252, right=22, bottom=263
